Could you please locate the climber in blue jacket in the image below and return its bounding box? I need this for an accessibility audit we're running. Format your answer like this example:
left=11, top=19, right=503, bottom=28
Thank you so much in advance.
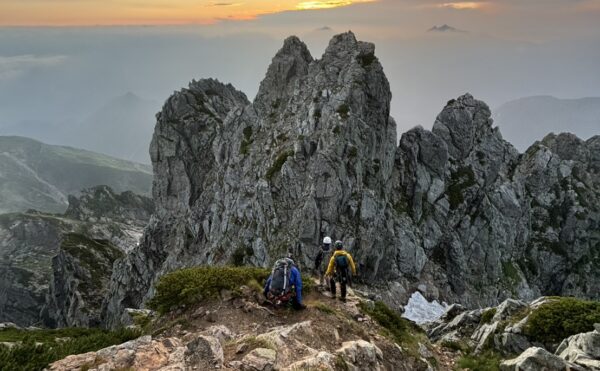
left=263, top=257, right=305, bottom=309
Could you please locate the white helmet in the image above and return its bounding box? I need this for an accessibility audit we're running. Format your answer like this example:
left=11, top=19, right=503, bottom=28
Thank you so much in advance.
left=323, top=236, right=332, bottom=245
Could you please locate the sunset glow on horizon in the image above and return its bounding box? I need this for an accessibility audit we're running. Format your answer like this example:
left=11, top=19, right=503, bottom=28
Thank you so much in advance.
left=0, top=0, right=376, bottom=27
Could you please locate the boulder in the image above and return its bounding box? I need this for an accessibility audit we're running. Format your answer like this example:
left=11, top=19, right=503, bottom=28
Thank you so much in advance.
left=336, top=340, right=384, bottom=371
left=492, top=299, right=527, bottom=322
left=555, top=327, right=600, bottom=369
left=284, top=351, right=336, bottom=371
left=184, top=334, right=224, bottom=369
left=500, top=347, right=583, bottom=371
left=241, top=348, right=277, bottom=371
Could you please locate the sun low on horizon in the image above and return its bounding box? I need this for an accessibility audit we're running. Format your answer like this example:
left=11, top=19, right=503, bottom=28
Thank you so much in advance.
left=0, top=0, right=376, bottom=26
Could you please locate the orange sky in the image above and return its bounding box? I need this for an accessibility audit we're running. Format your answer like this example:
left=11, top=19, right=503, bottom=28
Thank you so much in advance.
left=0, top=0, right=376, bottom=26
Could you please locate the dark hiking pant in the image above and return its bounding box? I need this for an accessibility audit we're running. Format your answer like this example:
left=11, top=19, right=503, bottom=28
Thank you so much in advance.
left=330, top=271, right=348, bottom=299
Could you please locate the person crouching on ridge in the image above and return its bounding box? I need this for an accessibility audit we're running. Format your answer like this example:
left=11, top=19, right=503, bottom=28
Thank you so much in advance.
left=325, top=240, right=356, bottom=302
left=314, top=236, right=332, bottom=287
left=264, top=256, right=306, bottom=310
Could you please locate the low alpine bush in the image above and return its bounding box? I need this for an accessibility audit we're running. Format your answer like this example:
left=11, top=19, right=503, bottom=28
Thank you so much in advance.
left=359, top=301, right=422, bottom=346
left=524, top=297, right=600, bottom=344
left=148, top=266, right=271, bottom=313
left=147, top=265, right=314, bottom=314
left=0, top=327, right=140, bottom=371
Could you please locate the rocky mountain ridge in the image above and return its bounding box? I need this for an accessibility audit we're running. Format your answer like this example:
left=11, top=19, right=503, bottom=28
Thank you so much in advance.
left=103, top=31, right=599, bottom=327
left=0, top=186, right=153, bottom=328
left=425, top=296, right=600, bottom=370
left=0, top=135, right=153, bottom=214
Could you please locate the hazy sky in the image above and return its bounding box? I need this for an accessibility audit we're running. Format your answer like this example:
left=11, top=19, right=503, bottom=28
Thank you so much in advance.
left=0, top=0, right=599, bottom=161
left=1, top=0, right=377, bottom=26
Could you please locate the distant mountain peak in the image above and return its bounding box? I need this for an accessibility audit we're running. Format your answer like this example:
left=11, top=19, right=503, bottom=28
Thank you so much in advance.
left=428, top=24, right=465, bottom=33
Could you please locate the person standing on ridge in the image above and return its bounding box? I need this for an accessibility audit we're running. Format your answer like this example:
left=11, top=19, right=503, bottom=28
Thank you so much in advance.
left=314, top=236, right=332, bottom=287
left=325, top=240, right=356, bottom=302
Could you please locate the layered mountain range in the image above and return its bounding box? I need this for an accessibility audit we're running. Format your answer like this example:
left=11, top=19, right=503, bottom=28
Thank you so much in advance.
left=102, top=32, right=599, bottom=327
left=0, top=136, right=152, bottom=214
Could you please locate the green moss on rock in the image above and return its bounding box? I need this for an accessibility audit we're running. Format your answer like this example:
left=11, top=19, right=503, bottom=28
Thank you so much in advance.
left=265, top=150, right=294, bottom=181
left=337, top=104, right=350, bottom=120
left=447, top=166, right=476, bottom=209
left=480, top=308, right=497, bottom=324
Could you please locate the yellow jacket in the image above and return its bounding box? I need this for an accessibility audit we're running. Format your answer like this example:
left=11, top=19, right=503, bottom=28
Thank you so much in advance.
left=325, top=250, right=356, bottom=276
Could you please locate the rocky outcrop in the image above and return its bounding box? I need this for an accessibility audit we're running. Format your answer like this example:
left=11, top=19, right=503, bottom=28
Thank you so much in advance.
left=555, top=324, right=600, bottom=369
left=499, top=347, right=583, bottom=371
left=104, top=32, right=600, bottom=326
left=0, top=135, right=152, bottom=214
left=0, top=186, right=152, bottom=327
left=50, top=298, right=421, bottom=371
left=427, top=297, right=600, bottom=370
left=65, top=185, right=153, bottom=226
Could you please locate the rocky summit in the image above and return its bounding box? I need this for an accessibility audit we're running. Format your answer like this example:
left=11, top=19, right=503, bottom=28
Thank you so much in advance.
left=104, top=31, right=599, bottom=326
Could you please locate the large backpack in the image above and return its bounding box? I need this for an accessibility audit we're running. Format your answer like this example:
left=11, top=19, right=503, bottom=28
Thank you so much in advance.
left=268, top=259, right=294, bottom=300
left=335, top=254, right=349, bottom=274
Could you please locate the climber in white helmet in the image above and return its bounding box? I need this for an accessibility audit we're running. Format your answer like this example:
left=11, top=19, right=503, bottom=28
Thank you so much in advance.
left=314, top=236, right=332, bottom=287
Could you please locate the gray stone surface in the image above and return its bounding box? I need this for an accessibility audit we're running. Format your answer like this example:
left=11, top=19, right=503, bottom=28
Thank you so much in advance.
left=0, top=186, right=152, bottom=327
left=101, top=32, right=600, bottom=326
left=555, top=328, right=600, bottom=369
left=500, top=347, right=583, bottom=371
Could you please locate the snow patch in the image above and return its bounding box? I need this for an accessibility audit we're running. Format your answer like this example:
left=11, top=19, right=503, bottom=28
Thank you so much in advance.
left=402, top=291, right=448, bottom=324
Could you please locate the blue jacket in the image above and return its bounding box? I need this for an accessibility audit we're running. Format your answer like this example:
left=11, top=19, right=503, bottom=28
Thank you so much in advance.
left=264, top=266, right=303, bottom=304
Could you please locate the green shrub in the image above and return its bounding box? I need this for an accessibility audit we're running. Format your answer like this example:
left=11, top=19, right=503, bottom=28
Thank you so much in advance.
left=147, top=266, right=313, bottom=314
left=148, top=266, right=271, bottom=314
left=313, top=302, right=336, bottom=315
left=358, top=301, right=421, bottom=346
left=441, top=339, right=471, bottom=353
left=337, top=104, right=350, bottom=120
left=481, top=308, right=497, bottom=324
left=358, top=54, right=377, bottom=67
left=457, top=350, right=501, bottom=371
left=265, top=150, right=294, bottom=181
left=524, top=297, right=600, bottom=344
left=447, top=166, right=476, bottom=209
left=0, top=327, right=140, bottom=371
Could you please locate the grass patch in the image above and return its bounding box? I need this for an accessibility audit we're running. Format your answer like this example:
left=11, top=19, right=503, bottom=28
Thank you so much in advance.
left=502, top=261, right=521, bottom=286
left=148, top=266, right=313, bottom=314
left=447, top=166, right=476, bottom=209
left=242, top=336, right=276, bottom=351
left=441, top=340, right=471, bottom=353
left=265, top=150, right=294, bottom=181
left=456, top=351, right=502, bottom=371
left=0, top=328, right=140, bottom=371
left=335, top=354, right=350, bottom=371
left=359, top=301, right=422, bottom=347
left=481, top=308, right=497, bottom=324
left=312, top=302, right=336, bottom=315
left=524, top=297, right=600, bottom=345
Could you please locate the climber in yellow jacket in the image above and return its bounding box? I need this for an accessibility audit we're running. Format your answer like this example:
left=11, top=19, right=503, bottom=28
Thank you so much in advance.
left=325, top=240, right=356, bottom=302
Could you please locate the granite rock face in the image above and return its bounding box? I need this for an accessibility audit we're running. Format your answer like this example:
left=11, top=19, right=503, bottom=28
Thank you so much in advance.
left=104, top=32, right=600, bottom=326
left=0, top=186, right=152, bottom=327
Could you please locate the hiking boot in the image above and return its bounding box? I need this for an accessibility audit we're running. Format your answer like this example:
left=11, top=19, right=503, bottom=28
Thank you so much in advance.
left=339, top=297, right=347, bottom=303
